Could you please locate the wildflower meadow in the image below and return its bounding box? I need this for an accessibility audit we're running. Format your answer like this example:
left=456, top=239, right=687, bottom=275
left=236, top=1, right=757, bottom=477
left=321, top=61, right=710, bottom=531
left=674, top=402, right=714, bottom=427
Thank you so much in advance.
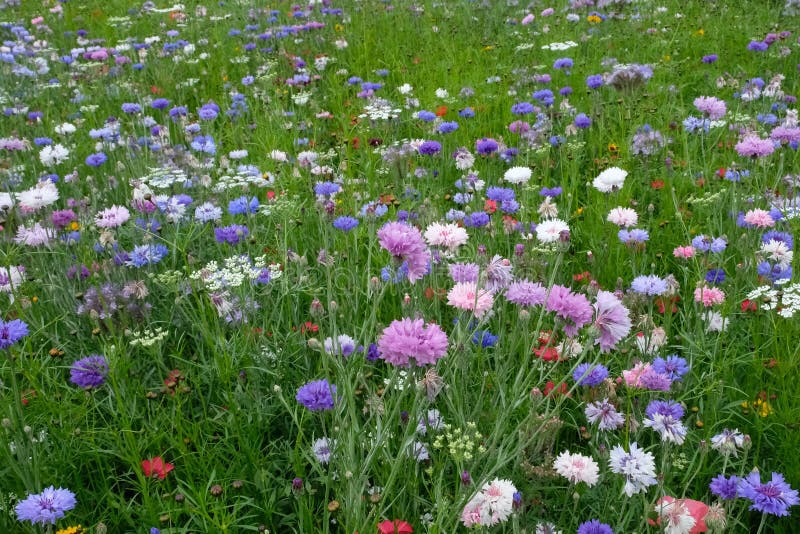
left=3, top=0, right=800, bottom=532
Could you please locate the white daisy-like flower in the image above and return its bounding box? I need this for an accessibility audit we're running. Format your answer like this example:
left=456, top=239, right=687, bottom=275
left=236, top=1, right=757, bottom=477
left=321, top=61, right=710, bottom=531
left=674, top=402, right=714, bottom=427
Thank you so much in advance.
left=535, top=218, right=569, bottom=243
left=503, top=166, right=532, bottom=185
left=607, top=207, right=639, bottom=227
left=16, top=180, right=59, bottom=211
left=593, top=166, right=628, bottom=192
left=760, top=239, right=793, bottom=269
left=39, top=144, right=70, bottom=166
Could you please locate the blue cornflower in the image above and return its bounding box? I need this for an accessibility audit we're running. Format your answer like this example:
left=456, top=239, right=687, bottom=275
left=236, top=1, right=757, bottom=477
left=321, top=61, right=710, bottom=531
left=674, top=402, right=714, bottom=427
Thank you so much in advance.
left=652, top=355, right=690, bottom=382
left=125, top=244, right=168, bottom=267
left=332, top=216, right=359, bottom=231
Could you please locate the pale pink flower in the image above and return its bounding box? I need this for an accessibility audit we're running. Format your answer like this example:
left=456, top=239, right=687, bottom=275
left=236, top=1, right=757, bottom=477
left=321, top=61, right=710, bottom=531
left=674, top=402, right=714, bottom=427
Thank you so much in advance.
left=607, top=207, right=638, bottom=227
left=742, top=209, right=775, bottom=228
left=694, top=96, right=727, bottom=120
left=694, top=286, right=725, bottom=307
left=447, top=282, right=494, bottom=318
left=424, top=222, right=468, bottom=251
left=673, top=245, right=695, bottom=259
left=553, top=451, right=600, bottom=486
left=95, top=205, right=131, bottom=228
left=622, top=362, right=653, bottom=387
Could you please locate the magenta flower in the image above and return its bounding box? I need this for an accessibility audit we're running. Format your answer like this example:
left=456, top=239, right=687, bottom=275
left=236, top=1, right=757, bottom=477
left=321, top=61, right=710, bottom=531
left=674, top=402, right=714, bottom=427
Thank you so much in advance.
left=377, top=221, right=431, bottom=283
left=377, top=317, right=448, bottom=367
left=545, top=285, right=593, bottom=337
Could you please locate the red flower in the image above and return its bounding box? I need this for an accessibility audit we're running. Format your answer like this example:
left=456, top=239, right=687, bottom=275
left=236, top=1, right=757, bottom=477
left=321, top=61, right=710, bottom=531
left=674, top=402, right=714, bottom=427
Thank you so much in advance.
left=434, top=105, right=448, bottom=117
left=378, top=520, right=413, bottom=534
left=142, top=457, right=174, bottom=479
left=543, top=381, right=568, bottom=397
left=741, top=299, right=757, bottom=312
left=650, top=179, right=665, bottom=190
left=534, top=345, right=559, bottom=362
left=484, top=199, right=497, bottom=213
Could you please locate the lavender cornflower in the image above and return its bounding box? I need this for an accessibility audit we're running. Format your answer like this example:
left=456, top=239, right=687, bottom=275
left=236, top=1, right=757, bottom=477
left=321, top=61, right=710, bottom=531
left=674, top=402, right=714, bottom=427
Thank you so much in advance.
left=296, top=379, right=337, bottom=412
left=578, top=520, right=614, bottom=534
left=418, top=140, right=442, bottom=155
left=630, top=124, right=665, bottom=156
left=437, top=121, right=459, bottom=134
left=475, top=137, right=499, bottom=155
left=585, top=399, right=624, bottom=430
left=737, top=471, right=799, bottom=516
left=573, top=363, right=609, bottom=387
left=511, top=102, right=535, bottom=115
left=214, top=224, right=250, bottom=245
left=631, top=275, right=668, bottom=296
left=0, top=318, right=28, bottom=349
left=702, top=54, right=718, bottom=63
left=574, top=113, right=591, bottom=128
left=651, top=355, right=689, bottom=382
left=618, top=228, right=649, bottom=244
left=586, top=74, right=604, bottom=89
left=85, top=152, right=107, bottom=166
left=69, top=355, right=109, bottom=388
left=710, top=428, right=746, bottom=457
left=710, top=474, right=740, bottom=500
left=332, top=216, right=359, bottom=231
left=15, top=487, right=77, bottom=525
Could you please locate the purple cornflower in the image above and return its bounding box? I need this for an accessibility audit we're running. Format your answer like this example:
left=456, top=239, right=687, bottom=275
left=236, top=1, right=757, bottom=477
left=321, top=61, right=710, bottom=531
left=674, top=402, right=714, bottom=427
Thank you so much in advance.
left=631, top=275, right=668, bottom=296
left=586, top=74, right=604, bottom=89
left=151, top=98, right=170, bottom=110
left=532, top=89, right=555, bottom=106
left=585, top=398, right=624, bottom=430
left=762, top=231, right=794, bottom=249
left=705, top=268, right=726, bottom=284
left=737, top=471, right=799, bottom=516
left=125, top=244, right=168, bottom=267
left=228, top=196, right=259, bottom=215
left=416, top=110, right=436, bottom=122
left=486, top=187, right=515, bottom=202
left=437, top=121, right=459, bottom=134
left=702, top=54, right=718, bottom=63
left=214, top=224, right=250, bottom=245
left=553, top=57, right=574, bottom=71
left=85, top=152, right=107, bottom=166
left=69, top=355, right=109, bottom=388
left=0, top=318, right=28, bottom=349
left=539, top=186, right=563, bottom=197
left=710, top=474, right=740, bottom=500
left=735, top=135, right=775, bottom=158
left=573, top=363, right=609, bottom=386
left=645, top=400, right=685, bottom=419
left=630, top=124, right=665, bottom=156
left=332, top=216, right=359, bottom=231
left=578, top=520, right=614, bottom=534
left=506, top=280, right=547, bottom=307
left=418, top=140, right=442, bottom=155
left=511, top=102, right=535, bottom=115
left=545, top=285, right=593, bottom=336
left=651, top=355, right=689, bottom=382
left=15, top=487, right=77, bottom=525
left=463, top=212, right=490, bottom=228
left=475, top=137, right=499, bottom=155
left=747, top=40, right=769, bottom=52
left=295, top=379, right=337, bottom=412
left=574, top=113, right=591, bottom=128
left=121, top=103, right=141, bottom=114
left=314, top=181, right=340, bottom=197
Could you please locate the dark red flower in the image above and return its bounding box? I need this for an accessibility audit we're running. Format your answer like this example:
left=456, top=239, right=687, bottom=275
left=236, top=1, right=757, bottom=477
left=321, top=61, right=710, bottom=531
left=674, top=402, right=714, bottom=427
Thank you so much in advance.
left=378, top=520, right=413, bottom=534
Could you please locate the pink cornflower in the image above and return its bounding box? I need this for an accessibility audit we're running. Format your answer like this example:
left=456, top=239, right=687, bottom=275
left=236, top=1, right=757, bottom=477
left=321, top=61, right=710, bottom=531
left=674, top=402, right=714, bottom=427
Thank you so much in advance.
left=606, top=207, right=638, bottom=227
left=694, top=96, right=727, bottom=120
left=553, top=451, right=600, bottom=486
left=735, top=135, right=775, bottom=158
left=545, top=285, right=593, bottom=337
left=95, top=205, right=131, bottom=228
left=673, top=245, right=695, bottom=259
left=593, top=290, right=632, bottom=352
left=622, top=362, right=653, bottom=387
left=14, top=223, right=53, bottom=247
left=424, top=222, right=468, bottom=251
left=377, top=317, right=448, bottom=367
left=377, top=221, right=431, bottom=283
left=694, top=286, right=725, bottom=307
left=770, top=126, right=800, bottom=145
left=743, top=209, right=775, bottom=228
left=447, top=282, right=494, bottom=318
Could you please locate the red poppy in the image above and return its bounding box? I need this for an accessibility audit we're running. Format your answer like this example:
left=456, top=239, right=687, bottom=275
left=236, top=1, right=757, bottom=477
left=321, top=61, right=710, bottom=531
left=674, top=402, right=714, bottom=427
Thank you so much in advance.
left=142, top=457, right=174, bottom=479
left=434, top=105, right=448, bottom=117
left=377, top=520, right=413, bottom=534
left=649, top=496, right=709, bottom=533
left=741, top=299, right=757, bottom=312
left=484, top=199, right=497, bottom=213
left=534, top=345, right=559, bottom=362
left=543, top=381, right=568, bottom=397
left=650, top=179, right=665, bottom=190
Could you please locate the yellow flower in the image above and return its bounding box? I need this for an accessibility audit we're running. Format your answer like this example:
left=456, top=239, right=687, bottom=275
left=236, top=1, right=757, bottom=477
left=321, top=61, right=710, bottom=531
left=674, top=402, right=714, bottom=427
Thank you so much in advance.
left=70, top=221, right=80, bottom=231
left=662, top=55, right=671, bottom=62
left=483, top=45, right=494, bottom=51
left=587, top=15, right=602, bottom=23
left=334, top=23, right=344, bottom=32
left=56, top=526, right=84, bottom=534
left=695, top=28, right=705, bottom=36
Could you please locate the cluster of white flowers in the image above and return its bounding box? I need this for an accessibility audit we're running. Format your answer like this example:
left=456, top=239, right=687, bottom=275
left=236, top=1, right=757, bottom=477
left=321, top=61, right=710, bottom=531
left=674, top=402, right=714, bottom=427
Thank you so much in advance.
left=128, top=326, right=169, bottom=348
left=541, top=40, right=578, bottom=51
left=359, top=100, right=402, bottom=121
left=190, top=255, right=281, bottom=292
left=136, top=167, right=190, bottom=189
left=213, top=170, right=274, bottom=192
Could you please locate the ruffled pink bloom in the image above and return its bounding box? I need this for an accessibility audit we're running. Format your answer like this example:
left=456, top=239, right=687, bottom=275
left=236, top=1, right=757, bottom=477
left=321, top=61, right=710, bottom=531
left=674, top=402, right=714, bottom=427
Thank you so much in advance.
left=673, top=245, right=695, bottom=258
left=694, top=286, right=725, bottom=307
left=743, top=209, right=775, bottom=228
left=735, top=135, right=775, bottom=158
left=593, top=290, right=632, bottom=352
left=521, top=13, right=535, bottom=25
left=694, top=96, right=727, bottom=120
left=378, top=318, right=448, bottom=367
left=622, top=362, right=652, bottom=387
